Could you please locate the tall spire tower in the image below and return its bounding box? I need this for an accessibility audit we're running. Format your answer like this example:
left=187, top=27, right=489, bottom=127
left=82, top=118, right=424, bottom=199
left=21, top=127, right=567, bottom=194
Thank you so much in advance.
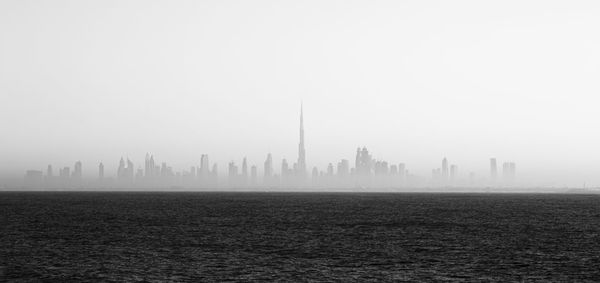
left=297, top=102, right=306, bottom=177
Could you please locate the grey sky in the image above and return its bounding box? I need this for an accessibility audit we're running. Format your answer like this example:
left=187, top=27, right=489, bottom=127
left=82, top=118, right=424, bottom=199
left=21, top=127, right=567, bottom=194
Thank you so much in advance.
left=1, top=0, right=600, bottom=186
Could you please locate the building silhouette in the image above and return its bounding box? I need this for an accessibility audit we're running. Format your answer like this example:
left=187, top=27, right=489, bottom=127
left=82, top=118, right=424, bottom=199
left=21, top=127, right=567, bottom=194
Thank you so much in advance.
left=211, top=164, right=218, bottom=179
left=296, top=103, right=306, bottom=178
left=242, top=157, right=248, bottom=184
left=264, top=153, right=273, bottom=178
left=398, top=163, right=406, bottom=180
left=281, top=159, right=289, bottom=178
left=490, top=158, right=497, bottom=182
left=47, top=165, right=53, bottom=178
left=118, top=157, right=125, bottom=179
left=228, top=161, right=238, bottom=186
left=337, top=159, right=349, bottom=177
left=59, top=167, right=70, bottom=179
left=99, top=162, right=104, bottom=180
left=450, top=164, right=458, bottom=181
left=72, top=161, right=82, bottom=181
left=200, top=154, right=210, bottom=177
left=250, top=165, right=257, bottom=184
left=503, top=162, right=516, bottom=182
left=355, top=147, right=372, bottom=176
left=18, top=104, right=526, bottom=190
left=441, top=158, right=448, bottom=181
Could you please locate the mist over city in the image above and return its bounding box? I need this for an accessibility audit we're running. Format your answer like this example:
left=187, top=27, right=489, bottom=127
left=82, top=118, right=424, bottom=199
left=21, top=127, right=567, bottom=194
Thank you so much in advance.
left=4, top=1, right=600, bottom=281
left=2, top=1, right=600, bottom=190
left=16, top=104, right=527, bottom=191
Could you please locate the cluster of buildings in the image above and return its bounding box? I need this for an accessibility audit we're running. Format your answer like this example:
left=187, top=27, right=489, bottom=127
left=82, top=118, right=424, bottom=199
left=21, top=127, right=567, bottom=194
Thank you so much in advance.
left=23, top=105, right=517, bottom=189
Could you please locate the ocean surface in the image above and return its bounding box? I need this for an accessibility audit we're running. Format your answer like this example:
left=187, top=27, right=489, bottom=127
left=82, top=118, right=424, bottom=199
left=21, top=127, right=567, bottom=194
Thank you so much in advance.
left=2, top=192, right=600, bottom=282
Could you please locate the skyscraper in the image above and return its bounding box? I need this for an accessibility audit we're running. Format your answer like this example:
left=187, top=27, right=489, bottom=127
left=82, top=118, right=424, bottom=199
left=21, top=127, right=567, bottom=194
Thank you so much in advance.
left=502, top=162, right=516, bottom=182
left=337, top=159, right=349, bottom=176
left=327, top=163, right=334, bottom=176
left=264, top=153, right=273, bottom=178
left=441, top=158, right=448, bottom=180
left=228, top=161, right=237, bottom=176
left=211, top=164, right=218, bottom=178
left=398, top=163, right=406, bottom=180
left=47, top=164, right=53, bottom=177
left=450, top=164, right=458, bottom=180
left=250, top=165, right=257, bottom=184
left=228, top=161, right=238, bottom=185
left=490, top=158, right=497, bottom=181
left=60, top=167, right=70, bottom=180
left=72, top=161, right=82, bottom=180
left=145, top=153, right=155, bottom=178
left=241, top=157, right=248, bottom=185
left=200, top=154, right=210, bottom=177
left=117, top=157, right=125, bottom=179
left=355, top=147, right=372, bottom=175
left=126, top=159, right=134, bottom=180
left=99, top=162, right=104, bottom=179
left=281, top=159, right=289, bottom=177
left=296, top=103, right=306, bottom=177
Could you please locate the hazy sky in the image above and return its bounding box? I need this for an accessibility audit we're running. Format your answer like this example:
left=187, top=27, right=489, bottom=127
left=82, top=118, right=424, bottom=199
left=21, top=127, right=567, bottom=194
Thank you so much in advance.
left=2, top=0, right=600, bottom=186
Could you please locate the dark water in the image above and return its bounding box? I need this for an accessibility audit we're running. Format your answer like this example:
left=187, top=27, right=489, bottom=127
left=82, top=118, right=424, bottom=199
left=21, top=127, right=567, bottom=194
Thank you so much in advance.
left=2, top=192, right=600, bottom=282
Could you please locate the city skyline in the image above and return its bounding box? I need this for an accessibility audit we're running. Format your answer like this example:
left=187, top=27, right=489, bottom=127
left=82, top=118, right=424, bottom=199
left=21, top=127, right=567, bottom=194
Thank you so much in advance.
left=4, top=2, right=600, bottom=281
left=2, top=1, right=600, bottom=188
left=17, top=105, right=525, bottom=190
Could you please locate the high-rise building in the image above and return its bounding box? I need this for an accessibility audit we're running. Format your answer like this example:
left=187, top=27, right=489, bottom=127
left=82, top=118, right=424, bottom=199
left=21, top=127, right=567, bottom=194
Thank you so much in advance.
left=502, top=162, right=516, bottom=182
left=117, top=158, right=134, bottom=182
left=281, top=159, right=289, bottom=177
left=337, top=159, right=349, bottom=176
left=355, top=147, right=372, bottom=175
left=490, top=158, right=497, bottom=181
left=450, top=164, right=458, bottom=180
left=200, top=154, right=210, bottom=177
left=296, top=103, right=306, bottom=177
left=327, top=163, right=334, bottom=176
left=211, top=164, right=218, bottom=178
left=144, top=154, right=156, bottom=178
left=398, top=163, right=406, bottom=180
left=126, top=159, right=134, bottom=179
left=60, top=167, right=70, bottom=179
left=98, top=162, right=104, bottom=179
left=441, top=158, right=448, bottom=180
left=72, top=161, right=82, bottom=180
left=228, top=161, right=237, bottom=175
left=47, top=165, right=53, bottom=177
left=381, top=161, right=389, bottom=175
left=242, top=157, right=248, bottom=180
left=250, top=165, right=257, bottom=184
left=355, top=147, right=361, bottom=174
left=390, top=165, right=398, bottom=175
left=118, top=157, right=125, bottom=179
left=264, top=153, right=273, bottom=178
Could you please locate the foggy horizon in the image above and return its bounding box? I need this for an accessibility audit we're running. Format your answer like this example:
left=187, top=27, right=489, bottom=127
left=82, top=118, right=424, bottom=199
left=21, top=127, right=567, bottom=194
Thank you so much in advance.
left=5, top=103, right=592, bottom=191
left=2, top=0, right=600, bottom=189
left=6, top=2, right=600, bottom=282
